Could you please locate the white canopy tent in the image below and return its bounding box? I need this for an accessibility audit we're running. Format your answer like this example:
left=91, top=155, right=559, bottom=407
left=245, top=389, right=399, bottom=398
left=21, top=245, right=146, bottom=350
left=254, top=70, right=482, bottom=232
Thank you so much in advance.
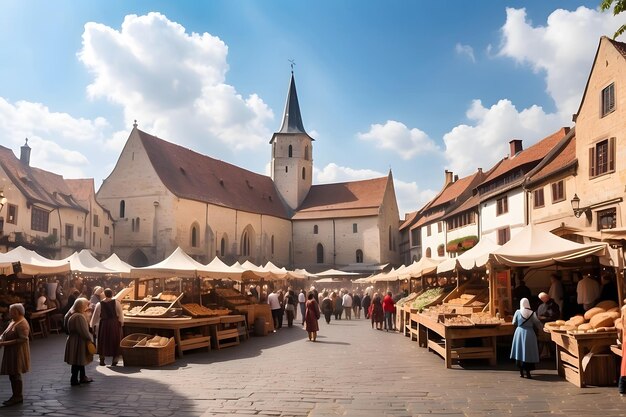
left=63, top=249, right=117, bottom=275
left=315, top=268, right=360, bottom=277
left=204, top=257, right=244, bottom=280
left=437, top=238, right=501, bottom=274
left=102, top=253, right=133, bottom=277
left=130, top=247, right=213, bottom=279
left=0, top=246, right=70, bottom=276
left=398, top=257, right=442, bottom=279
left=491, top=224, right=609, bottom=267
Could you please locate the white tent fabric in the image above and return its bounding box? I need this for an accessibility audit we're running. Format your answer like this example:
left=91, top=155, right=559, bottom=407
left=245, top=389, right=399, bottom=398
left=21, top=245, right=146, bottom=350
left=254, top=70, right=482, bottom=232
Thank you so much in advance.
left=0, top=246, right=70, bottom=275
left=399, top=257, right=442, bottom=279
left=263, top=261, right=289, bottom=279
left=315, top=268, right=359, bottom=277
left=102, top=253, right=133, bottom=276
left=437, top=238, right=501, bottom=273
left=63, top=250, right=117, bottom=274
left=491, top=224, right=609, bottom=267
left=131, top=247, right=212, bottom=279
left=240, top=260, right=271, bottom=279
left=292, top=268, right=316, bottom=279
left=204, top=257, right=243, bottom=280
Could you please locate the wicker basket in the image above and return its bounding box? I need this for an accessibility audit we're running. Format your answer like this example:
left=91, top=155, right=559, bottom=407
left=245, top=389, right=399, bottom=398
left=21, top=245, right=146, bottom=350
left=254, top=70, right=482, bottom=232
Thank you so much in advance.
left=120, top=333, right=175, bottom=367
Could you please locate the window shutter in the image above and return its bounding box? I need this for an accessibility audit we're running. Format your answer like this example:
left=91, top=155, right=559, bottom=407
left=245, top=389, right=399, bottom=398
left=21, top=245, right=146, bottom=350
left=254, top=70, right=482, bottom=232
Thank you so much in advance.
left=609, top=137, right=616, bottom=172
left=589, top=146, right=596, bottom=177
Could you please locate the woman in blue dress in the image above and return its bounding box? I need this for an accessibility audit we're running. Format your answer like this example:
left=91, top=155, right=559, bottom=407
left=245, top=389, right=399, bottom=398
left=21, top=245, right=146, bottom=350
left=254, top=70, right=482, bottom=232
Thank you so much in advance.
left=510, top=298, right=543, bottom=378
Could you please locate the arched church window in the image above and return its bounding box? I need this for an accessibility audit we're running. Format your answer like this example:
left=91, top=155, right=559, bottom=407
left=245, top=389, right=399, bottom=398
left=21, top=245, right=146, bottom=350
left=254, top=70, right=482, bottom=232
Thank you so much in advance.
left=191, top=224, right=199, bottom=247
left=220, top=237, right=226, bottom=256
left=271, top=235, right=275, bottom=255
left=316, top=243, right=324, bottom=264
left=119, top=200, right=125, bottom=218
left=242, top=230, right=250, bottom=256
left=425, top=247, right=432, bottom=258
left=302, top=167, right=305, bottom=180
left=288, top=145, right=293, bottom=158
left=356, top=249, right=363, bottom=263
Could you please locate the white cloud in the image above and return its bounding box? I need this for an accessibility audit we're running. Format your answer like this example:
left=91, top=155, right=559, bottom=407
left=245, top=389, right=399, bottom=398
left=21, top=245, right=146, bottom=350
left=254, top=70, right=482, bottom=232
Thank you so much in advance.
left=441, top=6, right=620, bottom=177
left=443, top=99, right=560, bottom=176
left=357, top=120, right=439, bottom=160
left=499, top=6, right=623, bottom=117
left=314, top=162, right=436, bottom=216
left=79, top=12, right=273, bottom=151
left=0, top=97, right=106, bottom=178
left=455, top=43, right=476, bottom=63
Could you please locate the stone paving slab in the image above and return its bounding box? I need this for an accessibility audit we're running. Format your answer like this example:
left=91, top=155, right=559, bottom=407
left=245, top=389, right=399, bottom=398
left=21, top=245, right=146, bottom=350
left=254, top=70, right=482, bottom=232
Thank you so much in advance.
left=1, top=317, right=626, bottom=416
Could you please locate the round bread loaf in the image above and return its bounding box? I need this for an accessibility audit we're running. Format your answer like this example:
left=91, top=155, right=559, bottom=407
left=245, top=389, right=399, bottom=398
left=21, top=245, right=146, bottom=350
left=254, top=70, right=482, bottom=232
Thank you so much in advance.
left=590, top=312, right=615, bottom=329
left=555, top=320, right=566, bottom=326
left=560, top=324, right=576, bottom=331
left=577, top=323, right=593, bottom=331
left=584, top=307, right=606, bottom=321
left=567, top=315, right=586, bottom=326
left=596, top=300, right=619, bottom=310
left=608, top=307, right=621, bottom=313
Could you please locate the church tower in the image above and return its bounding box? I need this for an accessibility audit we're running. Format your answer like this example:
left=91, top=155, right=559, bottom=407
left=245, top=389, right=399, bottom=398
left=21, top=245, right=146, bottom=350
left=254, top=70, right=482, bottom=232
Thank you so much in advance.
left=270, top=72, right=314, bottom=211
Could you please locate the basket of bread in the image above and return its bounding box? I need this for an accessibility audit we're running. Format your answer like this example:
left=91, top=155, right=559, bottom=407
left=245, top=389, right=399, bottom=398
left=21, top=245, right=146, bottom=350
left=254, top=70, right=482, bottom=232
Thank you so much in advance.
left=544, top=300, right=621, bottom=336
left=120, top=333, right=175, bottom=366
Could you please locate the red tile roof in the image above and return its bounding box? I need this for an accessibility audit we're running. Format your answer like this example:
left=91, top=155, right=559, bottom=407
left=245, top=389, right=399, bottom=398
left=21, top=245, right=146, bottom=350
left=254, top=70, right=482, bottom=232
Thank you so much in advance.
left=426, top=170, right=485, bottom=210
left=0, top=145, right=86, bottom=212
left=66, top=179, right=95, bottom=210
left=399, top=211, right=419, bottom=231
left=136, top=129, right=290, bottom=219
left=442, top=193, right=480, bottom=220
left=294, top=176, right=388, bottom=219
left=479, top=128, right=570, bottom=187
left=527, top=131, right=576, bottom=185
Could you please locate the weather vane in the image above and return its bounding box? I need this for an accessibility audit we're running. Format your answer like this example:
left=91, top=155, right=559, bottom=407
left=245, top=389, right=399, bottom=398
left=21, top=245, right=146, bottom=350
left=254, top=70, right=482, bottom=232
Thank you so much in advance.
left=288, top=59, right=296, bottom=73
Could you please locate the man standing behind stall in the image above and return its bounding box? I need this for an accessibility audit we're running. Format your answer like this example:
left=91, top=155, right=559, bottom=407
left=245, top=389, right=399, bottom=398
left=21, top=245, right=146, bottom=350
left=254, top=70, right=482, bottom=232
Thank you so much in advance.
left=577, top=274, right=600, bottom=312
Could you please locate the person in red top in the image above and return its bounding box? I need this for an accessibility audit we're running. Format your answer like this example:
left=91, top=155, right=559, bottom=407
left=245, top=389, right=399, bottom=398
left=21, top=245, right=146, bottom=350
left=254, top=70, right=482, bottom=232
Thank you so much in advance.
left=382, top=291, right=395, bottom=332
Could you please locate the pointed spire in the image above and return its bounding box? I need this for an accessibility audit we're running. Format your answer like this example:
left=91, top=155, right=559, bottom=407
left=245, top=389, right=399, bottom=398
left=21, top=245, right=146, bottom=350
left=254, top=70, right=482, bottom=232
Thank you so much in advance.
left=278, top=72, right=306, bottom=134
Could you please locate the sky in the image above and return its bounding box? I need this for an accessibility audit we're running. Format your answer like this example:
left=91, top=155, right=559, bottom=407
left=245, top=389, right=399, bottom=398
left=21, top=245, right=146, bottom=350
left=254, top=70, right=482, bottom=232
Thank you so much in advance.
left=0, top=1, right=624, bottom=217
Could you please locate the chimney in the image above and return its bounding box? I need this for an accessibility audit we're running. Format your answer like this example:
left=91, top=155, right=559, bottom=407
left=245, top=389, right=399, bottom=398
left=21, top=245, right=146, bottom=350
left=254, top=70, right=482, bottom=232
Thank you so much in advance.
left=509, top=139, right=523, bottom=158
left=453, top=174, right=459, bottom=182
left=444, top=170, right=453, bottom=186
left=20, top=138, right=31, bottom=166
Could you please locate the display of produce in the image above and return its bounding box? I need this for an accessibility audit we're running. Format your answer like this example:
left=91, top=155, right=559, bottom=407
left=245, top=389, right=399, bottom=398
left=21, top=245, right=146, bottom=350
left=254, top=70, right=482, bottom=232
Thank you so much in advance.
left=139, top=306, right=168, bottom=316
left=444, top=315, right=474, bottom=327
left=470, top=312, right=502, bottom=326
left=396, top=292, right=419, bottom=307
left=127, top=306, right=143, bottom=315
left=447, top=293, right=476, bottom=305
left=411, top=287, right=445, bottom=311
left=182, top=303, right=230, bottom=317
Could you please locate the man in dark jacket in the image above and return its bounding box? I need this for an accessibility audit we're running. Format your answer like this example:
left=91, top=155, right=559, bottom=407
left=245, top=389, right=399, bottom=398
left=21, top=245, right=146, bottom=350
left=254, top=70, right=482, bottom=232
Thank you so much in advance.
left=361, top=293, right=372, bottom=319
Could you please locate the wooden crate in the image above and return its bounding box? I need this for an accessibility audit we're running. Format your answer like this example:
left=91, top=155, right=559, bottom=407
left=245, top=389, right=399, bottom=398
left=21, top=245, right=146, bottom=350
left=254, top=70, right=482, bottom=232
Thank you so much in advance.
left=120, top=333, right=175, bottom=367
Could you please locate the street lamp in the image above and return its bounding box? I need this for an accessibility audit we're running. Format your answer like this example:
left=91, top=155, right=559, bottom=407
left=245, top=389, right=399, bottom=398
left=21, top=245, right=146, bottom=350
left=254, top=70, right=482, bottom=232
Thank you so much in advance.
left=570, top=193, right=589, bottom=218
left=0, top=190, right=7, bottom=213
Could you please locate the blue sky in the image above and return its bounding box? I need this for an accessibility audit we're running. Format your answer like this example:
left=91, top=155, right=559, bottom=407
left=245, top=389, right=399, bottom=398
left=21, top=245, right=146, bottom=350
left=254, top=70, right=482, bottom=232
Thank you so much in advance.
left=0, top=1, right=623, bottom=216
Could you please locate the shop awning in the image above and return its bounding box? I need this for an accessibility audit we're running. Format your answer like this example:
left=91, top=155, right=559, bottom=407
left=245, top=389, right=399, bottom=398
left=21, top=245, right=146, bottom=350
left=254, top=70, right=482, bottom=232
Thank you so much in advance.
left=399, top=257, right=442, bottom=279
left=203, top=256, right=244, bottom=280
left=437, top=238, right=500, bottom=273
left=491, top=224, right=609, bottom=267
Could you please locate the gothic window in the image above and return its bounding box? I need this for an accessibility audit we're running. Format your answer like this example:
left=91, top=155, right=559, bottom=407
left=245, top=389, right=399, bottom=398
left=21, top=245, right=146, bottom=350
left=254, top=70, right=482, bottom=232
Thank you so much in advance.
left=316, top=243, right=324, bottom=264
left=119, top=200, right=125, bottom=218
left=191, top=224, right=199, bottom=247
left=271, top=235, right=275, bottom=255
left=356, top=249, right=363, bottom=263
left=302, top=167, right=305, bottom=180
left=220, top=237, right=226, bottom=256
left=241, top=230, right=250, bottom=256
left=288, top=145, right=293, bottom=157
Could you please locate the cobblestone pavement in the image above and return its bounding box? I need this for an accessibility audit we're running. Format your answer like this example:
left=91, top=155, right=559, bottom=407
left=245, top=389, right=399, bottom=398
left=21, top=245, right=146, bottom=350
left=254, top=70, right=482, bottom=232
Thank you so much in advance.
left=1, top=317, right=625, bottom=417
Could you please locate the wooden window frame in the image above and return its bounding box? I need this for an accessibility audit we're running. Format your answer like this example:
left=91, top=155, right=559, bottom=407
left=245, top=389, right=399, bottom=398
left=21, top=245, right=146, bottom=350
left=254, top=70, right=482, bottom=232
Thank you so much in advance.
left=31, top=206, right=49, bottom=233
left=497, top=227, right=510, bottom=245
left=602, top=83, right=615, bottom=117
left=496, top=196, right=508, bottom=216
left=550, top=180, right=565, bottom=203
left=533, top=189, right=544, bottom=208
left=589, top=138, right=616, bottom=178
left=7, top=204, right=17, bottom=224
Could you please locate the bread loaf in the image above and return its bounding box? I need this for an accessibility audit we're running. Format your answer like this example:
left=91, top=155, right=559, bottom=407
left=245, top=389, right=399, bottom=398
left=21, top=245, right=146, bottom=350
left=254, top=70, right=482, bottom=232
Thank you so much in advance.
left=596, top=300, right=619, bottom=310
left=577, top=323, right=593, bottom=331
left=584, top=307, right=606, bottom=321
left=590, top=312, right=615, bottom=329
left=567, top=316, right=586, bottom=326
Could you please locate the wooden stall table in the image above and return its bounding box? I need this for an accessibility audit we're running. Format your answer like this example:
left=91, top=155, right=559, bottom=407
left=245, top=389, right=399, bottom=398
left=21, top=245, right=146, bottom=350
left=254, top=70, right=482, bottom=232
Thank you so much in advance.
left=29, top=307, right=57, bottom=339
left=417, top=313, right=514, bottom=368
left=549, top=329, right=618, bottom=387
left=123, top=316, right=220, bottom=358
left=210, top=315, right=246, bottom=349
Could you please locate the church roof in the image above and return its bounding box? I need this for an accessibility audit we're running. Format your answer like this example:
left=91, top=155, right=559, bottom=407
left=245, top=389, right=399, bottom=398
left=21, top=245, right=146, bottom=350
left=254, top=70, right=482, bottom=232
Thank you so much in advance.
left=136, top=129, right=290, bottom=219
left=0, top=144, right=86, bottom=212
left=278, top=72, right=308, bottom=135
left=293, top=176, right=388, bottom=220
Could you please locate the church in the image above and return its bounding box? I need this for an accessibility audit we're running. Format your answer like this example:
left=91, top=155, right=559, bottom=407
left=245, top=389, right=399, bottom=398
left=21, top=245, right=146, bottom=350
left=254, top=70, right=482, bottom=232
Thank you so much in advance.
left=96, top=73, right=401, bottom=270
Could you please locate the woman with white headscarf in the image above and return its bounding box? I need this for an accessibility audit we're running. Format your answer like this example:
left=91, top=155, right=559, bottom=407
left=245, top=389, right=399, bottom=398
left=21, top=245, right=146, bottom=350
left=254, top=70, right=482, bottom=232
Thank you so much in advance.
left=510, top=297, right=543, bottom=378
